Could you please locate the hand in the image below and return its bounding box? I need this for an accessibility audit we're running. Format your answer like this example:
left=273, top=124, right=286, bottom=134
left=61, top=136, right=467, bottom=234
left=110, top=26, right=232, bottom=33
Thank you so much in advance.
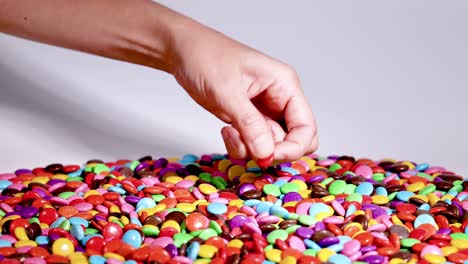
left=169, top=21, right=318, bottom=163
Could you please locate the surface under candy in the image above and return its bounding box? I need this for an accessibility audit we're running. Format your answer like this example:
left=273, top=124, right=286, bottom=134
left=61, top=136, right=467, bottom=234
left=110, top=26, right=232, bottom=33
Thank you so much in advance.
left=0, top=154, right=467, bottom=264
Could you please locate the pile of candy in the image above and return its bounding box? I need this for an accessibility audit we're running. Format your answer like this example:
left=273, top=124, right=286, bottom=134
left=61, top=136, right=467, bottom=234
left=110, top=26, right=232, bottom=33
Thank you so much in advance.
left=0, top=153, right=467, bottom=264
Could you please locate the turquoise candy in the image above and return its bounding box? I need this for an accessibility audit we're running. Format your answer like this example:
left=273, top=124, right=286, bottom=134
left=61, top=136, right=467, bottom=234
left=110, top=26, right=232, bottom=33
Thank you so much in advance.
left=328, top=254, right=352, bottom=264
left=304, top=239, right=321, bottom=250
left=0, top=240, right=11, bottom=247
left=207, top=202, right=227, bottom=215
left=308, top=203, right=329, bottom=217
left=122, top=229, right=142, bottom=248
left=187, top=241, right=200, bottom=260
left=0, top=180, right=12, bottom=190
left=69, top=217, right=89, bottom=227
left=270, top=205, right=289, bottom=218
left=414, top=214, right=437, bottom=228
left=244, top=199, right=261, bottom=207
left=70, top=224, right=85, bottom=241
left=396, top=191, right=415, bottom=202
left=345, top=204, right=357, bottom=217
left=375, top=186, right=388, bottom=196
left=136, top=197, right=156, bottom=212
left=355, top=182, right=374, bottom=196
left=35, top=235, right=49, bottom=245
left=256, top=202, right=274, bottom=214
left=89, top=255, right=107, bottom=264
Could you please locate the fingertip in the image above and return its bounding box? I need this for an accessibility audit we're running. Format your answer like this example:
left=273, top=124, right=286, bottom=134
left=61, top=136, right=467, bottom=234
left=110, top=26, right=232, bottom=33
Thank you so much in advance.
left=221, top=126, right=248, bottom=159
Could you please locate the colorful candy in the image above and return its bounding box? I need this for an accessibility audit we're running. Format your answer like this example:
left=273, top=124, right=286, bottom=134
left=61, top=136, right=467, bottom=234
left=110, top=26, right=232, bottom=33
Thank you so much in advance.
left=0, top=154, right=467, bottom=264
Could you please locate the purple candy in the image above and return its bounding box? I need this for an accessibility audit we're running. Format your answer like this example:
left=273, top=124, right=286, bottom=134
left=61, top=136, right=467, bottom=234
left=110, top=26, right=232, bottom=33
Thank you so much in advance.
left=153, top=158, right=168, bottom=169
left=19, top=206, right=38, bottom=218
left=437, top=228, right=451, bottom=235
left=289, top=176, right=306, bottom=182
left=283, top=192, right=302, bottom=203
left=314, top=222, right=325, bottom=231
left=158, top=167, right=177, bottom=176
left=125, top=196, right=140, bottom=204
left=47, top=179, right=66, bottom=185
left=229, top=215, right=248, bottom=229
left=237, top=183, right=256, bottom=195
left=362, top=255, right=385, bottom=264
left=165, top=244, right=178, bottom=257
left=306, top=175, right=325, bottom=183
left=14, top=169, right=32, bottom=175
left=361, top=245, right=377, bottom=253
left=318, top=236, right=340, bottom=247
left=295, top=227, right=314, bottom=239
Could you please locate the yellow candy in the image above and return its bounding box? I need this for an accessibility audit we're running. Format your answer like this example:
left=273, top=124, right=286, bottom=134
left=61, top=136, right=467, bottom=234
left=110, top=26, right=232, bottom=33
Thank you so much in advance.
left=198, top=244, right=218, bottom=258
left=299, top=156, right=316, bottom=169
left=441, top=246, right=458, bottom=256
left=120, top=216, right=130, bottom=225
left=52, top=238, right=74, bottom=256
left=165, top=176, right=183, bottom=184
left=228, top=165, right=246, bottom=181
left=391, top=215, right=404, bottom=225
left=51, top=174, right=68, bottom=180
left=218, top=159, right=232, bottom=173
left=109, top=205, right=121, bottom=213
left=389, top=258, right=406, bottom=264
left=198, top=183, right=217, bottom=195
left=299, top=190, right=312, bottom=198
left=0, top=215, right=20, bottom=227
left=227, top=239, right=243, bottom=249
left=177, top=203, right=196, bottom=213
left=451, top=239, right=468, bottom=249
left=317, top=248, right=335, bottom=262
left=13, top=227, right=29, bottom=240
left=70, top=252, right=89, bottom=264
left=316, top=211, right=331, bottom=221
left=451, top=223, right=462, bottom=228
left=229, top=200, right=244, bottom=208
left=423, top=254, right=446, bottom=264
left=283, top=201, right=299, bottom=208
left=83, top=190, right=100, bottom=198
left=104, top=252, right=125, bottom=261
left=31, top=176, right=49, bottom=184
left=441, top=194, right=455, bottom=201
left=291, top=180, right=307, bottom=191
left=372, top=195, right=389, bottom=205
left=266, top=249, right=282, bottom=262
left=280, top=255, right=297, bottom=264
left=407, top=182, right=425, bottom=192
left=401, top=161, right=415, bottom=169
left=161, top=220, right=181, bottom=232
left=193, top=199, right=208, bottom=206
left=246, top=160, right=258, bottom=168
left=185, top=175, right=199, bottom=182
left=413, top=194, right=428, bottom=203
left=427, top=193, right=440, bottom=206
left=322, top=195, right=335, bottom=202
left=240, top=172, right=257, bottom=183
left=15, top=240, right=37, bottom=248
left=344, top=222, right=363, bottom=231
left=138, top=204, right=166, bottom=216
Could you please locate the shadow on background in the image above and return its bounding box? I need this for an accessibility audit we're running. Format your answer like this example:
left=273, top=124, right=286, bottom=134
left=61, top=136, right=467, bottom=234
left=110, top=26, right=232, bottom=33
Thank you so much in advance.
left=0, top=62, right=189, bottom=160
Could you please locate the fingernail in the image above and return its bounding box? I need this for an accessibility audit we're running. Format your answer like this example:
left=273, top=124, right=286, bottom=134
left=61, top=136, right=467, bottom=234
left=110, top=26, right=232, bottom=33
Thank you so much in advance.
left=257, top=153, right=274, bottom=169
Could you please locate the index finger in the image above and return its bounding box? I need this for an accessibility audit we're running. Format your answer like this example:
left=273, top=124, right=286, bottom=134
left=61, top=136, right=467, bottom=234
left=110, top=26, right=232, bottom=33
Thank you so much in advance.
left=274, top=94, right=317, bottom=161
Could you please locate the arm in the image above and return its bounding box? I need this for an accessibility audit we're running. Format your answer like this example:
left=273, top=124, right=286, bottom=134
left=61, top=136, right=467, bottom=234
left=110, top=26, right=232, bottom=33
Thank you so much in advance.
left=0, top=0, right=318, bottom=163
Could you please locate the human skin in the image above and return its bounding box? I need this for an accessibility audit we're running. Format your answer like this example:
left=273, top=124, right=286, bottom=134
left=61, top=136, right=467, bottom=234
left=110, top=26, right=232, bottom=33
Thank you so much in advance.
left=0, top=0, right=318, bottom=163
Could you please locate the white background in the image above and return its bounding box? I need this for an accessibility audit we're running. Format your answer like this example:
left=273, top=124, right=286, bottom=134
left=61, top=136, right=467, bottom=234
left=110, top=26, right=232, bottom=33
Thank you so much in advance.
left=0, top=1, right=467, bottom=174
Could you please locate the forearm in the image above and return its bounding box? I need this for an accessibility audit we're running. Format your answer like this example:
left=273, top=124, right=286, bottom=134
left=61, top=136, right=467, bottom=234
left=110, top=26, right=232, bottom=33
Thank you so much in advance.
left=0, top=0, right=188, bottom=73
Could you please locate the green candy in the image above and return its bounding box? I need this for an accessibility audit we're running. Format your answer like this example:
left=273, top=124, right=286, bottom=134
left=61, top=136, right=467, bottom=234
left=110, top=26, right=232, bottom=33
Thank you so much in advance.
left=453, top=180, right=463, bottom=186
left=416, top=172, right=432, bottom=180
left=449, top=185, right=463, bottom=193
left=142, top=225, right=159, bottom=236
left=0, top=210, right=5, bottom=217
left=59, top=220, right=71, bottom=231
left=190, top=230, right=203, bottom=237
left=419, top=184, right=436, bottom=195
left=212, top=176, right=227, bottom=187
left=263, top=184, right=281, bottom=197
left=85, top=228, right=99, bottom=235
left=451, top=233, right=468, bottom=240
left=286, top=225, right=300, bottom=234
left=287, top=213, right=299, bottom=220
left=93, top=163, right=110, bottom=174
left=321, top=178, right=334, bottom=186
left=209, top=220, right=222, bottom=234
left=303, top=249, right=318, bottom=256
left=129, top=160, right=140, bottom=171
left=372, top=173, right=385, bottom=182
left=280, top=183, right=300, bottom=194
left=388, top=192, right=397, bottom=201
left=29, top=217, right=40, bottom=224
left=151, top=194, right=166, bottom=202
left=344, top=184, right=356, bottom=194
left=328, top=163, right=342, bottom=172
left=66, top=177, right=83, bottom=182
left=267, top=229, right=288, bottom=244
left=58, top=191, right=76, bottom=199
left=198, top=228, right=217, bottom=240
left=111, top=219, right=124, bottom=228
left=346, top=193, right=363, bottom=203
left=199, top=172, right=212, bottom=183
left=401, top=238, right=420, bottom=247
left=173, top=233, right=193, bottom=247
left=264, top=245, right=274, bottom=252
left=298, top=215, right=315, bottom=226
left=328, top=180, right=346, bottom=195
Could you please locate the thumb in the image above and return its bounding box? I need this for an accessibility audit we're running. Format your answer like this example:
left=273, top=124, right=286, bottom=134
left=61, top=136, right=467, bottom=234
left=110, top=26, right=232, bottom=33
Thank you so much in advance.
left=226, top=97, right=275, bottom=160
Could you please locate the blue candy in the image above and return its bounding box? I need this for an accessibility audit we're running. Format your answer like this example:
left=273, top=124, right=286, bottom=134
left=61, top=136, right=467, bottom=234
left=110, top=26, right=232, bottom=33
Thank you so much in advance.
left=329, top=254, right=351, bottom=264
left=122, top=229, right=142, bottom=248
left=187, top=241, right=200, bottom=260
left=355, top=182, right=373, bottom=196
left=414, top=214, right=437, bottom=228
left=207, top=202, right=227, bottom=215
